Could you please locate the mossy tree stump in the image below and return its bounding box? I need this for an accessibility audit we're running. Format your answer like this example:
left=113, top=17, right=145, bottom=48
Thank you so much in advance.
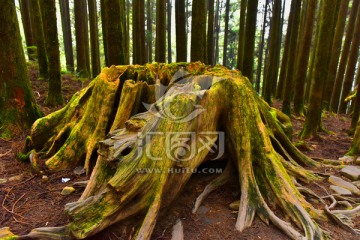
left=21, top=62, right=346, bottom=239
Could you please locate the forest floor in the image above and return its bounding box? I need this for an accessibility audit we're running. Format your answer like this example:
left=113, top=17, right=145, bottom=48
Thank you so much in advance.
left=0, top=65, right=359, bottom=240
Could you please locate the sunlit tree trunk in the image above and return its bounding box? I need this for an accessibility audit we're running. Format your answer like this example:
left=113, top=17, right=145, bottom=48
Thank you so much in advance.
left=59, top=0, right=74, bottom=72
left=167, top=0, right=172, bottom=62
left=214, top=0, right=221, bottom=64
left=100, top=0, right=108, bottom=66
left=293, top=0, right=318, bottom=115
left=330, top=0, right=360, bottom=112
left=300, top=0, right=338, bottom=139
left=175, top=0, right=187, bottom=62
left=190, top=0, right=206, bottom=62
left=31, top=0, right=48, bottom=79
left=125, top=0, right=130, bottom=64
left=222, top=0, right=230, bottom=67
left=88, top=0, right=101, bottom=77
left=0, top=0, right=42, bottom=138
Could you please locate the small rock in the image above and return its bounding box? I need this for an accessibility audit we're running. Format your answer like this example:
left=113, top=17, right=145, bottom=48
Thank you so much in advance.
left=340, top=166, right=360, bottom=181
left=330, top=185, right=352, bottom=195
left=171, top=219, right=184, bottom=240
left=0, top=178, right=7, bottom=184
left=61, top=178, right=71, bottom=183
left=73, top=166, right=85, bottom=176
left=339, top=156, right=354, bottom=164
left=328, top=175, right=360, bottom=195
left=42, top=175, right=48, bottom=182
left=61, top=186, right=75, bottom=195
left=8, top=174, right=23, bottom=182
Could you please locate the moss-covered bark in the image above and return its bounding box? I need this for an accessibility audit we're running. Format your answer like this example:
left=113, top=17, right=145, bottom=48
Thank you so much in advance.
left=347, top=119, right=360, bottom=156
left=0, top=1, right=43, bottom=138
left=20, top=63, right=337, bottom=240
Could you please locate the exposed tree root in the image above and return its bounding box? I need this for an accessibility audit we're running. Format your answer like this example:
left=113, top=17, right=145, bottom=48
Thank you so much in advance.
left=19, top=63, right=356, bottom=239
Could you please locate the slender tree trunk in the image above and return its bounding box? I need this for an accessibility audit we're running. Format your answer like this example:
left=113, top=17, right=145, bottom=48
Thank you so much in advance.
left=42, top=0, right=64, bottom=106
left=300, top=0, right=338, bottom=139
left=88, top=0, right=101, bottom=77
left=103, top=0, right=126, bottom=66
left=214, top=0, right=221, bottom=64
left=175, top=0, right=187, bottom=62
left=75, top=0, right=90, bottom=77
left=156, top=0, right=166, bottom=62
left=20, top=0, right=36, bottom=61
left=242, top=0, right=258, bottom=83
left=59, top=0, right=74, bottom=72
left=206, top=0, right=214, bottom=65
left=330, top=0, right=360, bottom=112
left=167, top=0, right=172, bottom=62
left=293, top=0, right=318, bottom=115
left=263, top=0, right=281, bottom=104
left=282, top=0, right=302, bottom=116
left=83, top=1, right=91, bottom=75
left=100, top=0, right=108, bottom=66
left=255, top=0, right=269, bottom=93
left=236, top=0, right=247, bottom=71
left=139, top=0, right=146, bottom=64
left=0, top=0, right=42, bottom=137
left=133, top=0, right=138, bottom=64
left=147, top=0, right=153, bottom=62
left=190, top=0, right=206, bottom=62
left=125, top=0, right=130, bottom=64
left=351, top=71, right=360, bottom=130
left=339, top=4, right=360, bottom=113
left=276, top=0, right=296, bottom=99
left=222, top=0, right=230, bottom=66
left=31, top=0, right=48, bottom=79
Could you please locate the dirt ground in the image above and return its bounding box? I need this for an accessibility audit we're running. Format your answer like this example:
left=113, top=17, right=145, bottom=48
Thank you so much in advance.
left=0, top=66, right=359, bottom=239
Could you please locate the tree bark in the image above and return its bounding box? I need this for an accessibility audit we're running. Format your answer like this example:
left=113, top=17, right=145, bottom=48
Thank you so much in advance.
left=74, top=0, right=90, bottom=78
left=0, top=0, right=42, bottom=138
left=103, top=0, right=126, bottom=66
left=155, top=0, right=166, bottom=62
left=147, top=0, right=153, bottom=62
left=167, top=0, right=172, bottom=62
left=125, top=0, right=130, bottom=64
left=293, top=0, right=318, bottom=115
left=330, top=0, right=360, bottom=112
left=88, top=0, right=101, bottom=77
left=42, top=0, right=64, bottom=106
left=20, top=0, right=36, bottom=61
left=190, top=0, right=206, bottom=62
left=31, top=0, right=48, bottom=79
left=351, top=70, right=360, bottom=130
left=59, top=0, right=74, bottom=72
left=300, top=0, right=338, bottom=139
left=100, top=0, right=109, bottom=66
left=214, top=0, right=221, bottom=64
left=206, top=0, right=214, bottom=65
left=323, top=0, right=350, bottom=109
left=236, top=0, right=247, bottom=71
left=222, top=0, right=230, bottom=67
left=263, top=0, right=281, bottom=104
left=22, top=63, right=327, bottom=240
left=175, top=0, right=187, bottom=62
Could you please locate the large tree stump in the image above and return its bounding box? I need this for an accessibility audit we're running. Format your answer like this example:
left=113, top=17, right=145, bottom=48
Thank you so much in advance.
left=21, top=62, right=338, bottom=239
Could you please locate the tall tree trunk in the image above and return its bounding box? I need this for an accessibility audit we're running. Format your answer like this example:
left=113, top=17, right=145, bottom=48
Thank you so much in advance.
left=75, top=0, right=90, bottom=77
left=339, top=5, right=360, bottom=113
left=300, top=0, right=338, bottom=139
left=167, top=0, right=172, bottom=62
left=100, top=0, right=108, bottom=66
left=42, top=0, right=64, bottom=106
left=222, top=0, right=230, bottom=66
left=255, top=0, right=269, bottom=93
left=31, top=0, right=48, bottom=79
left=214, top=0, right=221, bottom=64
left=147, top=0, right=153, bottom=62
left=236, top=0, right=247, bottom=71
left=351, top=70, right=360, bottom=130
left=59, top=0, right=74, bottom=72
left=282, top=0, right=302, bottom=116
left=276, top=0, right=296, bottom=99
left=293, top=0, right=318, bottom=115
left=330, top=0, right=360, bottom=112
left=242, top=0, right=259, bottom=83
left=0, top=0, right=42, bottom=138
left=190, top=0, right=206, bottom=62
left=133, top=0, right=146, bottom=64
left=156, top=0, right=166, bottom=62
left=20, top=0, right=36, bottom=61
left=83, top=1, right=91, bottom=75
left=88, top=0, right=101, bottom=77
left=175, top=0, right=187, bottom=62
left=103, top=0, right=126, bottom=66
left=263, top=0, right=281, bottom=104
left=125, top=0, right=130, bottom=64
left=206, top=0, right=214, bottom=65
left=133, top=0, right=138, bottom=64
